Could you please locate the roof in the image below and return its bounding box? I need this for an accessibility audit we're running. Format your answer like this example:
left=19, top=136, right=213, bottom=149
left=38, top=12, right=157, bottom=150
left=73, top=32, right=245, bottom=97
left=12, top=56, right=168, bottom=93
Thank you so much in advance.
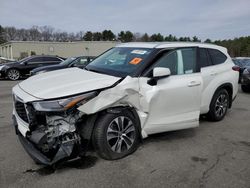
left=117, top=42, right=227, bottom=53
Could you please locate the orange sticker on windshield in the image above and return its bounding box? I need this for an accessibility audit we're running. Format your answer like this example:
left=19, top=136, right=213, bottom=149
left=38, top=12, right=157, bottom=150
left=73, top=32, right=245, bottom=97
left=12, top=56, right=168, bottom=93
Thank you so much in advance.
left=129, top=58, right=142, bottom=65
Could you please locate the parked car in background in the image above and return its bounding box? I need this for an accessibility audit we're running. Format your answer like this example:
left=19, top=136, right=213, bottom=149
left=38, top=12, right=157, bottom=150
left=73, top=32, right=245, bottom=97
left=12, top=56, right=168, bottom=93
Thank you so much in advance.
left=232, top=57, right=250, bottom=82
left=12, top=42, right=238, bottom=165
left=0, top=55, right=64, bottom=80
left=30, top=56, right=95, bottom=75
left=241, top=67, right=250, bottom=92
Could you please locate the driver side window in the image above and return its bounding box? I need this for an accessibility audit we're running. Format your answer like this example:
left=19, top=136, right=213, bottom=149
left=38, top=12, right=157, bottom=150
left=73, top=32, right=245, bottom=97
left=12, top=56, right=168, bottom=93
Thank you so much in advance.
left=73, top=58, right=88, bottom=66
left=152, top=48, right=197, bottom=75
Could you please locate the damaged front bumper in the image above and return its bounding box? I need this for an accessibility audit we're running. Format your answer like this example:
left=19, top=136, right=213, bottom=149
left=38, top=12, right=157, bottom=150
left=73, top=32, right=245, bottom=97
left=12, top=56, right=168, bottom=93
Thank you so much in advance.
left=12, top=85, right=97, bottom=166
left=13, top=115, right=52, bottom=165
left=13, top=113, right=83, bottom=166
left=13, top=115, right=80, bottom=165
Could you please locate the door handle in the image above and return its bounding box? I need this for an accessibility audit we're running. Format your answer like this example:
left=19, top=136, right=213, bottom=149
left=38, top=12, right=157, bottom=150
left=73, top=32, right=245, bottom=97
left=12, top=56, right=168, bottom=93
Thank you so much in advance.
left=188, top=81, right=201, bottom=87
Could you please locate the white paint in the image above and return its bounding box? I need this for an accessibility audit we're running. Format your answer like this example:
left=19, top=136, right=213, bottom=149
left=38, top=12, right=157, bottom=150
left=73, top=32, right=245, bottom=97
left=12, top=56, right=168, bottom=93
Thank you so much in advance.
left=153, top=67, right=171, bottom=77
left=18, top=68, right=121, bottom=99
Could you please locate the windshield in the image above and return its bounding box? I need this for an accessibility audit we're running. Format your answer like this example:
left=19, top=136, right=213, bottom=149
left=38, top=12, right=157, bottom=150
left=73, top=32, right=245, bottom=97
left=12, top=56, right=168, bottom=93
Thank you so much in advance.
left=60, top=57, right=76, bottom=65
left=86, top=47, right=153, bottom=77
left=19, top=56, right=32, bottom=63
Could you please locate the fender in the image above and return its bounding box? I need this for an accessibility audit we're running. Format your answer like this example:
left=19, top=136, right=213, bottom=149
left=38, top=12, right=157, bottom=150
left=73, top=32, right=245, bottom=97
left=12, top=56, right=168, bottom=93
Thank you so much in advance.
left=210, top=83, right=233, bottom=108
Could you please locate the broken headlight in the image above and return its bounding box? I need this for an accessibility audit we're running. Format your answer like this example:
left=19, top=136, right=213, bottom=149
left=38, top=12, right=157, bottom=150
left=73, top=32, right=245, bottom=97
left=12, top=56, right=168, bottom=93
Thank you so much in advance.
left=32, top=92, right=97, bottom=112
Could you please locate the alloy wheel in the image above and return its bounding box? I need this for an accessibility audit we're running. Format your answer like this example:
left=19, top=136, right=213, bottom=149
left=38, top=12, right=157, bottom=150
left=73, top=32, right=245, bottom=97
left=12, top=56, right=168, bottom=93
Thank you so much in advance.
left=107, top=116, right=136, bottom=153
left=215, top=93, right=228, bottom=118
left=8, top=69, right=20, bottom=80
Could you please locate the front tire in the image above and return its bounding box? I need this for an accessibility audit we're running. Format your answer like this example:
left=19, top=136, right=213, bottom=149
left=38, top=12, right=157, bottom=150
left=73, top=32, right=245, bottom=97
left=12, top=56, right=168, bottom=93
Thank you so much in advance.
left=7, top=69, right=20, bottom=80
left=93, top=110, right=140, bottom=160
left=207, top=89, right=229, bottom=121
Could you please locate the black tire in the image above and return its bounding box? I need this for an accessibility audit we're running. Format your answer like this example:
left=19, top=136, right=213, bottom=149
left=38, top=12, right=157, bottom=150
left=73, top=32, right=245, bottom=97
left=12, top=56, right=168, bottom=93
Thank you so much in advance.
left=93, top=110, right=140, bottom=160
left=207, top=89, right=229, bottom=121
left=7, top=69, right=20, bottom=80
left=241, top=85, right=250, bottom=93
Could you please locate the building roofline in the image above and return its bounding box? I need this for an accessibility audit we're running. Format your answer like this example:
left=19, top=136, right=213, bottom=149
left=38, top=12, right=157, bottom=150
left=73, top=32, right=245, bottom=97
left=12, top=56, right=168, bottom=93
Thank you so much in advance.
left=1, top=40, right=119, bottom=45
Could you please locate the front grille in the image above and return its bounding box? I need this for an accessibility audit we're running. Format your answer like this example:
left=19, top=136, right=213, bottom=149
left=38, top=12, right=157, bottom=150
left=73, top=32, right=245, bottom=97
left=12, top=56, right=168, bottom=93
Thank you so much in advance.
left=15, top=100, right=29, bottom=123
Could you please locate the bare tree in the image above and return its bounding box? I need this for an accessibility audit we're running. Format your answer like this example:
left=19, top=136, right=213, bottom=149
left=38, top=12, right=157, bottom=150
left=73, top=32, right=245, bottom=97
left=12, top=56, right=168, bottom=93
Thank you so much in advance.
left=17, top=29, right=29, bottom=41
left=59, top=32, right=68, bottom=42
left=29, top=26, right=40, bottom=41
left=5, top=27, right=17, bottom=40
left=40, top=26, right=54, bottom=41
left=75, top=31, right=84, bottom=40
left=68, top=32, right=75, bottom=41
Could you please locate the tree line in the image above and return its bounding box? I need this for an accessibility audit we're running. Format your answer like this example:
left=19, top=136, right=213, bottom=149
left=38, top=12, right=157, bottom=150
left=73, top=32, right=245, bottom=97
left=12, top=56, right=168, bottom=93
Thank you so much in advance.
left=0, top=25, right=201, bottom=43
left=0, top=25, right=249, bottom=57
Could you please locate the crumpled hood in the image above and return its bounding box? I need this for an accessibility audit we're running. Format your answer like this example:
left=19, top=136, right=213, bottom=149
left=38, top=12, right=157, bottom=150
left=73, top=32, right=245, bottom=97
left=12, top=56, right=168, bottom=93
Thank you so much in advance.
left=19, top=68, right=121, bottom=99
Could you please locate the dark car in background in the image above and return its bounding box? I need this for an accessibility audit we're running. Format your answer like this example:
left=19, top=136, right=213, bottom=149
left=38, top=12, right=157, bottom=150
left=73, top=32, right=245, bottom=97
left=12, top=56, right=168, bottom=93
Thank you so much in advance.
left=31, top=56, right=95, bottom=75
left=241, top=67, right=250, bottom=92
left=232, top=58, right=250, bottom=81
left=232, top=58, right=250, bottom=92
left=0, top=55, right=64, bottom=80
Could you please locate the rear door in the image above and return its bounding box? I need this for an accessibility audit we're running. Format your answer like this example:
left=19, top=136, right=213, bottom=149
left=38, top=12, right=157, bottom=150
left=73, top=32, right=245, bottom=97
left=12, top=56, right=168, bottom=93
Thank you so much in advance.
left=139, top=48, right=202, bottom=135
left=199, top=48, right=228, bottom=114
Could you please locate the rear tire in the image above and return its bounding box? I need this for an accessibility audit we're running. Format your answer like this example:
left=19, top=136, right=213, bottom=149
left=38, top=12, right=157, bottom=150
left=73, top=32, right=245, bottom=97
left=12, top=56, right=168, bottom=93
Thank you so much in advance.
left=93, top=110, right=140, bottom=160
left=241, top=85, right=250, bottom=93
left=207, top=89, right=229, bottom=121
left=7, top=69, right=20, bottom=80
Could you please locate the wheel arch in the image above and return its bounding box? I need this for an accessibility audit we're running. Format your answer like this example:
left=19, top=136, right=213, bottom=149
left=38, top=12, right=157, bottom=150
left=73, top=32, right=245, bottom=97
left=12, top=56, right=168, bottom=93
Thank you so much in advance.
left=77, top=105, right=142, bottom=143
left=211, top=83, right=233, bottom=108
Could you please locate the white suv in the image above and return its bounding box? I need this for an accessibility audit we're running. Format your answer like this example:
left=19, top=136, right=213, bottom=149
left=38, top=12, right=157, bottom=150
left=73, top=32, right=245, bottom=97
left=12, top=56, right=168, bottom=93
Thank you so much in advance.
left=12, top=42, right=239, bottom=165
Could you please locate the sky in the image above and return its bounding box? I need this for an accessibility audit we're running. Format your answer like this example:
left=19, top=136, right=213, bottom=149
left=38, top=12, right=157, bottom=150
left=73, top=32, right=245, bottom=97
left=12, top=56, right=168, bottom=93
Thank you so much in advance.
left=0, top=0, right=250, bottom=40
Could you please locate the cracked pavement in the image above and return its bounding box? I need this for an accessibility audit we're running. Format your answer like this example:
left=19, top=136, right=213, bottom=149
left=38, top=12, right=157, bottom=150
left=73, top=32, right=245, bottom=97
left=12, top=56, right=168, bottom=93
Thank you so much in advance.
left=0, top=80, right=250, bottom=188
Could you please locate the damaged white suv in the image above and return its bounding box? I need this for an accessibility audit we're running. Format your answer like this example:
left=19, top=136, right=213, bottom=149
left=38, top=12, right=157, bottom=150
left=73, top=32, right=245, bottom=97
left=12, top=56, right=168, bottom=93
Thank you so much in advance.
left=12, top=42, right=239, bottom=165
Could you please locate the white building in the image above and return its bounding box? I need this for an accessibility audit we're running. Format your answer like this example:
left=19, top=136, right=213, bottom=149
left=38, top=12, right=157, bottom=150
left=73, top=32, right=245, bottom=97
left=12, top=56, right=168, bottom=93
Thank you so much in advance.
left=0, top=41, right=119, bottom=60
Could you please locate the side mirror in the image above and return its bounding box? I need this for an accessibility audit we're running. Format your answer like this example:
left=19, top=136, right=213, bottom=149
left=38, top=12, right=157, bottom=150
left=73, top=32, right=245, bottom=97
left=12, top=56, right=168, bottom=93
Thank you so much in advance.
left=147, top=67, right=171, bottom=86
left=153, top=67, right=171, bottom=78
left=22, top=61, right=28, bottom=65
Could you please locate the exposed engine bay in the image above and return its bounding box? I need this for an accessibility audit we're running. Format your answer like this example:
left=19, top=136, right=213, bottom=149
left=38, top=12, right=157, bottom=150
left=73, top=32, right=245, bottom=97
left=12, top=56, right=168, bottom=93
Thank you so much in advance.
left=26, top=111, right=83, bottom=164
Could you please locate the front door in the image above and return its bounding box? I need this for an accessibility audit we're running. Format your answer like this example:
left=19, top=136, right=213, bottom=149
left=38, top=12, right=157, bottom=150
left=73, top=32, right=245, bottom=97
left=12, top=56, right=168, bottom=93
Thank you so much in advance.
left=139, top=48, right=202, bottom=135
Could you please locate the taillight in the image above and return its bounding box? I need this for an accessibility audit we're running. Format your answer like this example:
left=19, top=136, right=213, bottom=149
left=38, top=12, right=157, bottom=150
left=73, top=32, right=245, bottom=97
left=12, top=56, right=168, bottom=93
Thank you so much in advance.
left=232, top=66, right=240, bottom=71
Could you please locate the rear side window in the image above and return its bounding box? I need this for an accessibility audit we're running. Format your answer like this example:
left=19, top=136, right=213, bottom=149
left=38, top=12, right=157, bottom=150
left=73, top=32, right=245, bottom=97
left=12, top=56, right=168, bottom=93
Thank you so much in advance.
left=43, top=57, right=61, bottom=62
left=28, top=57, right=43, bottom=63
left=208, top=49, right=227, bottom=65
left=199, top=48, right=211, bottom=67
